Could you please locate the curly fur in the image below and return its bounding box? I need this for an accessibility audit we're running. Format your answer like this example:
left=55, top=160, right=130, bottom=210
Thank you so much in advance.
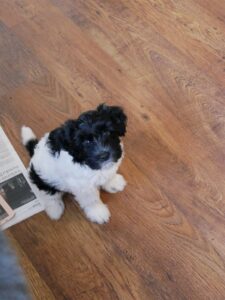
left=21, top=104, right=127, bottom=224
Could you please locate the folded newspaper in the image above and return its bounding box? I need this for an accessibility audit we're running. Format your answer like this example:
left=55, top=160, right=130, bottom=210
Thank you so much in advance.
left=0, top=126, right=43, bottom=230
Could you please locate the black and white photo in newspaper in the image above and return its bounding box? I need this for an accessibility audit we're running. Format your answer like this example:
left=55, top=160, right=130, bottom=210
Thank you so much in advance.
left=0, top=126, right=43, bottom=229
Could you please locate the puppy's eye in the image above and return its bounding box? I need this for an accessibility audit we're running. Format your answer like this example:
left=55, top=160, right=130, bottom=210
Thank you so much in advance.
left=84, top=135, right=94, bottom=145
left=103, top=131, right=110, bottom=137
left=88, top=135, right=93, bottom=141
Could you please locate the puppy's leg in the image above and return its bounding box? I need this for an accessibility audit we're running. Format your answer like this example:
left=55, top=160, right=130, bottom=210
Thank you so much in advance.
left=102, top=174, right=126, bottom=193
left=41, top=192, right=65, bottom=220
left=75, top=188, right=110, bottom=224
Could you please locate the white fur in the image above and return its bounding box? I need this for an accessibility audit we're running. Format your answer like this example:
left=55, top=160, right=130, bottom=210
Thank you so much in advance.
left=41, top=192, right=65, bottom=220
left=21, top=126, right=36, bottom=145
left=24, top=129, right=125, bottom=224
left=102, top=174, right=127, bottom=193
left=84, top=202, right=111, bottom=224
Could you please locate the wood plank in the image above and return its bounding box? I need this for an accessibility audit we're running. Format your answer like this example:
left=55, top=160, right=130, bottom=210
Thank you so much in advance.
left=1, top=0, right=225, bottom=299
left=0, top=21, right=45, bottom=97
left=6, top=232, right=56, bottom=300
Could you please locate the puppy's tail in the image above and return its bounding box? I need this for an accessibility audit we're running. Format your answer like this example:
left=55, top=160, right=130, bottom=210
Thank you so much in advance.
left=21, top=126, right=38, bottom=157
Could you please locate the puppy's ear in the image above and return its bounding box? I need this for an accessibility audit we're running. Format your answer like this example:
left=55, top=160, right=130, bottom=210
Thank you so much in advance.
left=97, top=103, right=127, bottom=136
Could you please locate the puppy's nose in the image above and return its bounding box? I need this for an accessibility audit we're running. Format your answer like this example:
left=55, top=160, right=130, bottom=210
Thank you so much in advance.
left=98, top=151, right=110, bottom=161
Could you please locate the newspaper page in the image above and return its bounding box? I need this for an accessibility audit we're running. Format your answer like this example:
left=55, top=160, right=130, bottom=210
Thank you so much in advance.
left=0, top=126, right=43, bottom=230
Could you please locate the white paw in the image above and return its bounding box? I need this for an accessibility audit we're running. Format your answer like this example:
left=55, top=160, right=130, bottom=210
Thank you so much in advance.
left=103, top=174, right=127, bottom=193
left=45, top=198, right=65, bottom=220
left=84, top=202, right=111, bottom=224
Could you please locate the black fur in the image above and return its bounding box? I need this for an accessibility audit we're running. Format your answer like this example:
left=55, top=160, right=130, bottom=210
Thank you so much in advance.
left=29, top=164, right=60, bottom=195
left=25, top=139, right=38, bottom=157
left=48, top=104, right=127, bottom=170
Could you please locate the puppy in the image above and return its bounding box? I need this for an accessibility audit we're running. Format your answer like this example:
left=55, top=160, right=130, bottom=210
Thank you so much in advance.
left=21, top=104, right=127, bottom=224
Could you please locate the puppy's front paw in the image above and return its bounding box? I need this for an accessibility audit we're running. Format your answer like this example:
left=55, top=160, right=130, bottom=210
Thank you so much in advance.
left=45, top=199, right=65, bottom=220
left=84, top=202, right=111, bottom=224
left=103, top=174, right=127, bottom=193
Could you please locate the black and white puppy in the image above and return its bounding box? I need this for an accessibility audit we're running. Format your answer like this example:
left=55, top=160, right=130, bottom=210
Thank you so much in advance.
left=21, top=104, right=127, bottom=224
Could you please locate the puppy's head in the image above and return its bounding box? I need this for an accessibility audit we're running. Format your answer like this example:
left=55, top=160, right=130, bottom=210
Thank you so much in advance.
left=71, top=104, right=127, bottom=169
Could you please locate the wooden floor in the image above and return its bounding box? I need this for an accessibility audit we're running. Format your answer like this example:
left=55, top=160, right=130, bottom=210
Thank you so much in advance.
left=1, top=0, right=225, bottom=299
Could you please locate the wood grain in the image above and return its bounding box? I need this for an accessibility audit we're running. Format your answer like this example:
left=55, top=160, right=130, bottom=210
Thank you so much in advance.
left=1, top=0, right=225, bottom=299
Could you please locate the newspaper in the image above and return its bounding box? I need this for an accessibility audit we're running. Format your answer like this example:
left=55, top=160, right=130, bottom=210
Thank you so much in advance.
left=0, top=126, right=43, bottom=230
